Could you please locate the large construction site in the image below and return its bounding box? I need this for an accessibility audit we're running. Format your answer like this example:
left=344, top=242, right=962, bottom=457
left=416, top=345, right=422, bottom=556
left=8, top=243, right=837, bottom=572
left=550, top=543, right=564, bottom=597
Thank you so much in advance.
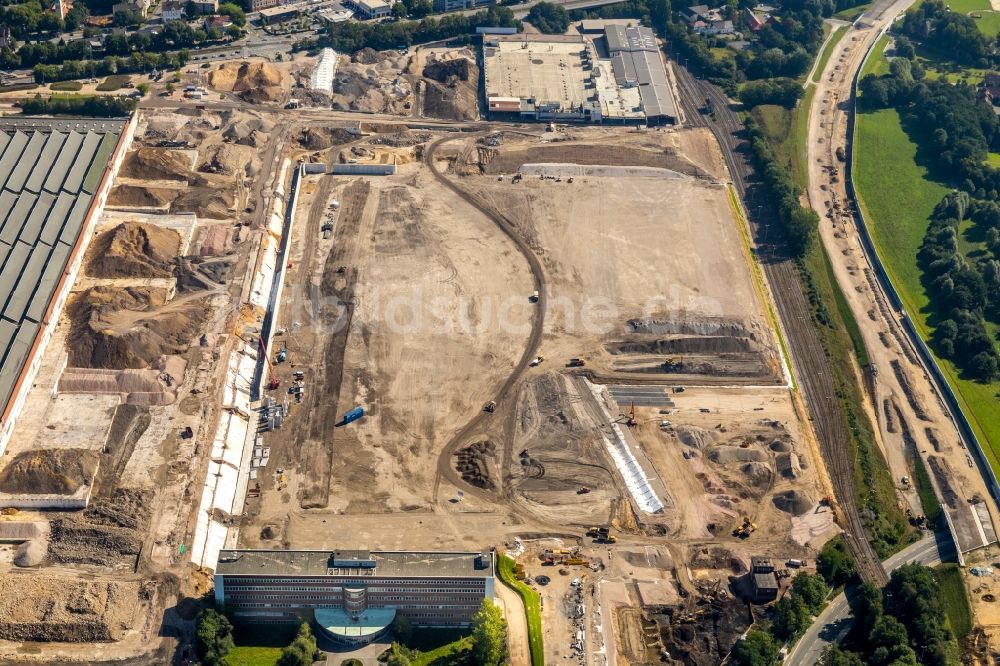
left=0, top=13, right=996, bottom=666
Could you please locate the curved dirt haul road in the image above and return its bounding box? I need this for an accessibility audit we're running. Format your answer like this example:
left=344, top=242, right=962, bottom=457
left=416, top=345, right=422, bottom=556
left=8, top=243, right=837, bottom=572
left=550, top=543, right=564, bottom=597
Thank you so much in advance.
left=423, top=134, right=547, bottom=503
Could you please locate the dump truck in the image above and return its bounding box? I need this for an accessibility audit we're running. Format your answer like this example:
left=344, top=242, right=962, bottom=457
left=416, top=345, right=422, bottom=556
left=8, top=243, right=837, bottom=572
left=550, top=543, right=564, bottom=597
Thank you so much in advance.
left=484, top=401, right=496, bottom=413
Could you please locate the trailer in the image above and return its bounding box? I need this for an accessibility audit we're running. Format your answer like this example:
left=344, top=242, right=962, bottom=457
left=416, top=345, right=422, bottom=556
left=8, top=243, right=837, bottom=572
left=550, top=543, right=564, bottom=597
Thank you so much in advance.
left=342, top=406, right=364, bottom=425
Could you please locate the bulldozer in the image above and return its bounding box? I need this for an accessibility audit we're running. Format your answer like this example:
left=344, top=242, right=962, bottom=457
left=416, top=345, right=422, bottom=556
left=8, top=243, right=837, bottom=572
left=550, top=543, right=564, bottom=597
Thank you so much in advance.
left=732, top=516, right=757, bottom=539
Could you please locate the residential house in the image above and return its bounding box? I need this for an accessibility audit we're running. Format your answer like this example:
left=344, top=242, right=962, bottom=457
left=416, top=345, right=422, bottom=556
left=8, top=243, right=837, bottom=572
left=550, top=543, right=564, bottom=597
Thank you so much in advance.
left=205, top=14, right=233, bottom=29
left=683, top=4, right=710, bottom=22
left=744, top=6, right=776, bottom=30
left=112, top=0, right=152, bottom=15
left=160, top=0, right=185, bottom=20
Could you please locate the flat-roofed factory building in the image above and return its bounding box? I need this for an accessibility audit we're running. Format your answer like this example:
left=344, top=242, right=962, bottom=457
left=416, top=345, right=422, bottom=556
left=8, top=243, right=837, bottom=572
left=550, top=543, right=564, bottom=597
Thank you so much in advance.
left=0, top=116, right=134, bottom=460
left=214, top=549, right=496, bottom=645
left=482, top=23, right=677, bottom=124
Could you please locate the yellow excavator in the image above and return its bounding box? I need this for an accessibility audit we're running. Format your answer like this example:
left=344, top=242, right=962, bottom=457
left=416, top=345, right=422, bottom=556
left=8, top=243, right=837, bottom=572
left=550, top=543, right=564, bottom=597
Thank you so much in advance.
left=732, top=516, right=757, bottom=539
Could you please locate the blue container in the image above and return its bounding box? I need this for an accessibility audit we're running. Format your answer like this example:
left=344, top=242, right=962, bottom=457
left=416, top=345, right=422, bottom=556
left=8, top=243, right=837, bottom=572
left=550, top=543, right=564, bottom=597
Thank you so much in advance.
left=343, top=406, right=364, bottom=424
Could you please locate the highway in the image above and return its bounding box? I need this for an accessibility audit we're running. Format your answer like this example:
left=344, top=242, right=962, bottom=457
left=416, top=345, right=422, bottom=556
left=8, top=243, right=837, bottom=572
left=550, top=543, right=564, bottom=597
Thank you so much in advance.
left=787, top=532, right=950, bottom=664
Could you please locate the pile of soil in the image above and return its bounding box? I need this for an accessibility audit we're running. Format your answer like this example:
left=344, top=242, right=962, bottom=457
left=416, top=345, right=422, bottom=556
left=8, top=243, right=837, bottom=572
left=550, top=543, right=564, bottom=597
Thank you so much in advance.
left=209, top=62, right=285, bottom=103
left=298, top=126, right=355, bottom=151
left=776, top=452, right=802, bottom=479
left=707, top=446, right=768, bottom=464
left=0, top=575, right=140, bottom=642
left=107, top=184, right=173, bottom=209
left=740, top=461, right=772, bottom=485
left=421, top=58, right=480, bottom=121
left=14, top=538, right=48, bottom=567
left=677, top=426, right=715, bottom=450
left=121, top=148, right=192, bottom=182
left=0, top=449, right=99, bottom=495
left=455, top=440, right=495, bottom=491
left=772, top=489, right=813, bottom=516
left=222, top=115, right=275, bottom=147
left=47, top=488, right=153, bottom=568
left=423, top=57, right=472, bottom=83
left=769, top=440, right=792, bottom=453
left=86, top=222, right=180, bottom=279
left=67, top=286, right=209, bottom=369
left=332, top=53, right=412, bottom=115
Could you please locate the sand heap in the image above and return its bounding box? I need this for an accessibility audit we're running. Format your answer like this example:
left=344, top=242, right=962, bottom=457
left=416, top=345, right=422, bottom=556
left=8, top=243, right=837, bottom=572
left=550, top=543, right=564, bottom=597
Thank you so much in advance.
left=121, top=148, right=192, bottom=182
left=67, top=286, right=208, bottom=369
left=209, top=61, right=285, bottom=103
left=86, top=222, right=180, bottom=279
left=0, top=575, right=140, bottom=642
left=222, top=115, right=275, bottom=148
left=332, top=49, right=412, bottom=115
left=772, top=489, right=813, bottom=516
left=0, top=449, right=99, bottom=495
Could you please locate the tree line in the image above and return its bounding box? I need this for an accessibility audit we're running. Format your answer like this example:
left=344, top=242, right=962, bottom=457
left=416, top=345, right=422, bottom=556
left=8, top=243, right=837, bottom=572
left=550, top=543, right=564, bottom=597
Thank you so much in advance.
left=819, top=564, right=956, bottom=666
left=860, top=28, right=1000, bottom=382
left=897, top=0, right=996, bottom=68
left=744, top=113, right=820, bottom=257
left=31, top=49, right=192, bottom=82
left=20, top=93, right=136, bottom=116
left=318, top=5, right=518, bottom=53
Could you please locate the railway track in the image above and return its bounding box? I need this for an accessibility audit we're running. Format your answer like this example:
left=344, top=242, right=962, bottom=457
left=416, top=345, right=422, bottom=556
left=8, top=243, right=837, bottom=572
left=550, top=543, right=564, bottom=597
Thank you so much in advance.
left=670, top=63, right=887, bottom=584
left=424, top=134, right=549, bottom=503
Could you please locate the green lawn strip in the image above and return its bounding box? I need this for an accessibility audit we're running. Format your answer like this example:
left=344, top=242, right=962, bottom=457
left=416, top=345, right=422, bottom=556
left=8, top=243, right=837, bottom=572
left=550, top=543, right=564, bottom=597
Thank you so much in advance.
left=854, top=107, right=1000, bottom=469
left=411, top=636, right=474, bottom=666
left=861, top=34, right=891, bottom=77
left=833, top=2, right=870, bottom=20
left=821, top=241, right=870, bottom=367
left=911, top=452, right=942, bottom=524
left=973, top=11, right=1000, bottom=36
left=940, top=0, right=989, bottom=12
left=96, top=74, right=132, bottom=91
left=936, top=564, right=973, bottom=640
left=987, top=153, right=1000, bottom=168
left=49, top=81, right=83, bottom=91
left=814, top=25, right=849, bottom=83
left=227, top=646, right=282, bottom=666
left=496, top=555, right=543, bottom=666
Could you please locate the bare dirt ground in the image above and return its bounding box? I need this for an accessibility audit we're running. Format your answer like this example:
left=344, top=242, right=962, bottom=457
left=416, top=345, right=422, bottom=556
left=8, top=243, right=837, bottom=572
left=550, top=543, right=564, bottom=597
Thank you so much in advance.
left=237, top=138, right=533, bottom=547
left=226, top=123, right=831, bottom=665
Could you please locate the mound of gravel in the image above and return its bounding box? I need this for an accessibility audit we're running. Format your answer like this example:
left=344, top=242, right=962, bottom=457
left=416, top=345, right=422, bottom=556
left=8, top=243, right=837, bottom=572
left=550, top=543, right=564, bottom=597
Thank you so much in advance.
left=776, top=452, right=802, bottom=479
left=772, top=490, right=813, bottom=516
left=707, top=446, right=768, bottom=464
left=740, top=462, right=773, bottom=485
left=769, top=440, right=792, bottom=453
left=677, top=426, right=715, bottom=450
left=14, top=539, right=47, bottom=567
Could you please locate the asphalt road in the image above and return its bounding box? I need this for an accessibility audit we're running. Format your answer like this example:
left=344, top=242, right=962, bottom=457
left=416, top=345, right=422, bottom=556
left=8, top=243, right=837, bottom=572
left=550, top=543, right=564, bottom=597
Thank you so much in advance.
left=787, top=532, right=951, bottom=664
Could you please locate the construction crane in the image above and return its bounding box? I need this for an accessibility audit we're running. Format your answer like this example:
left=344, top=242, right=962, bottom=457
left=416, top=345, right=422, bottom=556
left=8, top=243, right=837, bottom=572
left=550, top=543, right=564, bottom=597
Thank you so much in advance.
left=612, top=402, right=637, bottom=428
left=258, top=336, right=280, bottom=390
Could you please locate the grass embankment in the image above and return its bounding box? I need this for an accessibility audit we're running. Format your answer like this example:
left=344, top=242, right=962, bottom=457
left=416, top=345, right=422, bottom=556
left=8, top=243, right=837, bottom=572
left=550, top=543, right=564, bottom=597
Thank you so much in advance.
left=936, top=564, right=974, bottom=640
left=854, top=106, right=1000, bottom=471
left=861, top=34, right=891, bottom=77
left=750, top=85, right=815, bottom=189
left=912, top=452, right=943, bottom=524
left=96, top=74, right=132, bottom=91
left=411, top=636, right=474, bottom=666
left=0, top=83, right=38, bottom=93
left=814, top=25, right=849, bottom=83
left=833, top=2, right=870, bottom=20
left=496, top=554, right=543, bottom=666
